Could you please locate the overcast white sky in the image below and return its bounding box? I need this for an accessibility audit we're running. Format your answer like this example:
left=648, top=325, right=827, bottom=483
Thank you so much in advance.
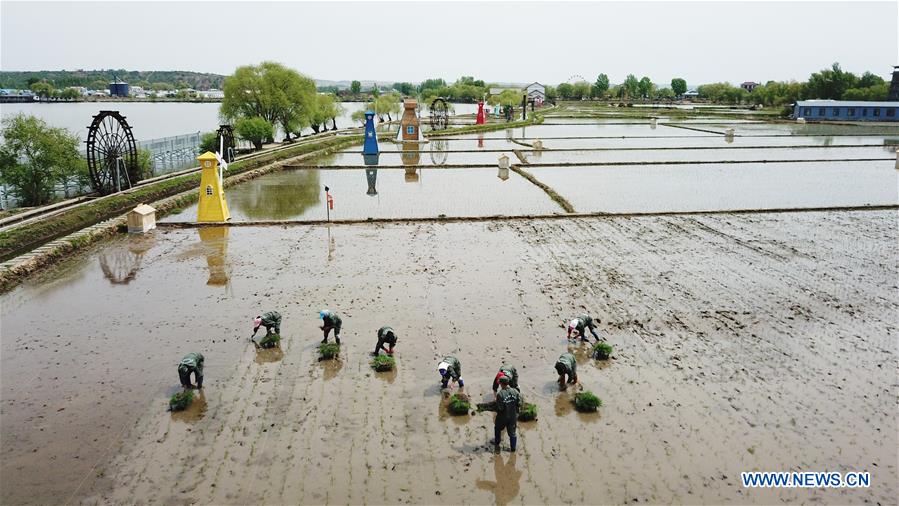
left=1, top=1, right=896, bottom=86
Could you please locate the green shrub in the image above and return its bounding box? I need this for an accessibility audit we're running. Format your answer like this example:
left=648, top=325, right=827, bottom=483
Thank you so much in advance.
left=518, top=402, right=538, bottom=422
left=593, top=342, right=613, bottom=360
left=447, top=394, right=470, bottom=416
left=370, top=354, right=395, bottom=372
left=169, top=390, right=194, bottom=411
left=318, top=342, right=340, bottom=360
left=574, top=391, right=602, bottom=412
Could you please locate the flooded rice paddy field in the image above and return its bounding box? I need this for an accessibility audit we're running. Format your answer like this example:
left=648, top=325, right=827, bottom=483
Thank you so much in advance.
left=2, top=115, right=898, bottom=505
left=1, top=212, right=896, bottom=505
left=162, top=168, right=563, bottom=222
left=328, top=146, right=892, bottom=166
left=529, top=161, right=899, bottom=212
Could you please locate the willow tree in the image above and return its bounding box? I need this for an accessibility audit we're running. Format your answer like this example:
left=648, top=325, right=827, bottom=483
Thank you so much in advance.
left=220, top=61, right=317, bottom=141
left=488, top=89, right=521, bottom=107
left=309, top=94, right=341, bottom=134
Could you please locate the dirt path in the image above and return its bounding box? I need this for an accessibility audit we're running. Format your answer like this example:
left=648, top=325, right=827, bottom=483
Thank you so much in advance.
left=1, top=211, right=896, bottom=504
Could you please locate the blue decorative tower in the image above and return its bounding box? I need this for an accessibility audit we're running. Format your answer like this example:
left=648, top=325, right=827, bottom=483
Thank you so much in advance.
left=363, top=111, right=379, bottom=155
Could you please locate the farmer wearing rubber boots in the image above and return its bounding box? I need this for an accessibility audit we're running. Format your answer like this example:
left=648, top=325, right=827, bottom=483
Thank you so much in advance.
left=373, top=326, right=397, bottom=355
left=492, top=364, right=519, bottom=393
left=492, top=374, right=521, bottom=451
left=178, top=352, right=204, bottom=389
left=319, top=310, right=342, bottom=344
left=567, top=313, right=601, bottom=342
left=555, top=352, right=578, bottom=390
left=437, top=356, right=464, bottom=389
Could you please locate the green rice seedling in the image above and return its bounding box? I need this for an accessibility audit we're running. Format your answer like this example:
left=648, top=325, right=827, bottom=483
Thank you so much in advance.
left=371, top=354, right=395, bottom=372
left=258, top=333, right=281, bottom=348
left=318, top=342, right=340, bottom=360
left=518, top=402, right=538, bottom=422
left=169, top=390, right=194, bottom=411
left=574, top=391, right=602, bottom=412
left=593, top=342, right=613, bottom=360
left=447, top=394, right=471, bottom=416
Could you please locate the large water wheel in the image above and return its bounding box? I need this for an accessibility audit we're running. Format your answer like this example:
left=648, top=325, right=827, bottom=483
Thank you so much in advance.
left=85, top=111, right=141, bottom=195
left=429, top=98, right=449, bottom=130
left=216, top=124, right=235, bottom=162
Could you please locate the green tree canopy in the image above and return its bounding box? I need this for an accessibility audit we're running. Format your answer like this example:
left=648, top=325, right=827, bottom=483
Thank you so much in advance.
left=557, top=83, right=574, bottom=99
left=637, top=77, right=653, bottom=99
left=350, top=80, right=362, bottom=94
left=0, top=114, right=85, bottom=206
left=488, top=89, right=521, bottom=107
left=670, top=78, right=687, bottom=96
left=235, top=117, right=274, bottom=150
left=805, top=62, right=858, bottom=100
left=221, top=61, right=317, bottom=141
left=30, top=82, right=54, bottom=101
left=621, top=74, right=639, bottom=100
left=592, top=74, right=609, bottom=98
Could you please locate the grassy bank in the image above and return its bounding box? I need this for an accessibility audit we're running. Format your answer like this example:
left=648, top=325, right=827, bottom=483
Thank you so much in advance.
left=0, top=135, right=361, bottom=262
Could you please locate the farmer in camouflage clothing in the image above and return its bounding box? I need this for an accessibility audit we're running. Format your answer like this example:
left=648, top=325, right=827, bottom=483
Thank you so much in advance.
left=555, top=352, right=578, bottom=390
left=567, top=313, right=600, bottom=342
left=178, top=352, right=204, bottom=389
left=492, top=364, right=519, bottom=393
left=319, top=309, right=342, bottom=344
left=437, top=356, right=464, bottom=389
left=373, top=325, right=397, bottom=355
left=251, top=311, right=282, bottom=339
left=492, top=375, right=521, bottom=451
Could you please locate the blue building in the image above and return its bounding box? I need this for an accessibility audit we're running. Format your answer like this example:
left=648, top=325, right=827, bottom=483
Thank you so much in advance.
left=109, top=80, right=129, bottom=97
left=794, top=100, right=899, bottom=122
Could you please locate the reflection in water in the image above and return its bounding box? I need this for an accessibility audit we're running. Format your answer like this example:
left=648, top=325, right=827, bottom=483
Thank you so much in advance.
left=230, top=169, right=321, bottom=219
left=366, top=168, right=378, bottom=196
left=475, top=453, right=522, bottom=506
left=99, top=233, right=157, bottom=285
left=197, top=227, right=229, bottom=286
left=405, top=167, right=419, bottom=183
left=321, top=357, right=343, bottom=380
left=554, top=391, right=574, bottom=416
left=254, top=345, right=284, bottom=364
left=429, top=139, right=448, bottom=165
left=375, top=366, right=397, bottom=384
left=401, top=141, right=421, bottom=166
left=477, top=133, right=485, bottom=149
left=171, top=390, right=208, bottom=423
left=327, top=226, right=336, bottom=261
left=497, top=167, right=509, bottom=181
left=363, top=153, right=380, bottom=166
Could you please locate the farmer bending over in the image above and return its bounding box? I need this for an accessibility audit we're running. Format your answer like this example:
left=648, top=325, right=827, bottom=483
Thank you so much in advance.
left=251, top=311, right=282, bottom=339
left=567, top=313, right=601, bottom=342
left=320, top=309, right=342, bottom=344
left=374, top=326, right=397, bottom=355
left=178, top=352, right=204, bottom=389
left=555, top=352, right=578, bottom=390
left=492, top=364, right=519, bottom=393
left=438, top=356, right=464, bottom=389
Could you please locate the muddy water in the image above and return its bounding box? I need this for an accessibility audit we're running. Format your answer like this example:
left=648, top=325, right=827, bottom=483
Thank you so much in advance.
left=527, top=145, right=893, bottom=164
left=528, top=161, right=899, bottom=213
left=161, top=167, right=563, bottom=222
left=322, top=145, right=891, bottom=167
left=1, top=212, right=896, bottom=505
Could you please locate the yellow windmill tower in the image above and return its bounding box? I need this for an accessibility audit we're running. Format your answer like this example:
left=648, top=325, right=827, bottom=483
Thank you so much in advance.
left=196, top=151, right=230, bottom=222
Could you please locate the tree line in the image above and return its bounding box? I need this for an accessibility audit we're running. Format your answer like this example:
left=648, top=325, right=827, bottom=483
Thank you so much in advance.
left=0, top=70, right=225, bottom=91
left=552, top=63, right=890, bottom=105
